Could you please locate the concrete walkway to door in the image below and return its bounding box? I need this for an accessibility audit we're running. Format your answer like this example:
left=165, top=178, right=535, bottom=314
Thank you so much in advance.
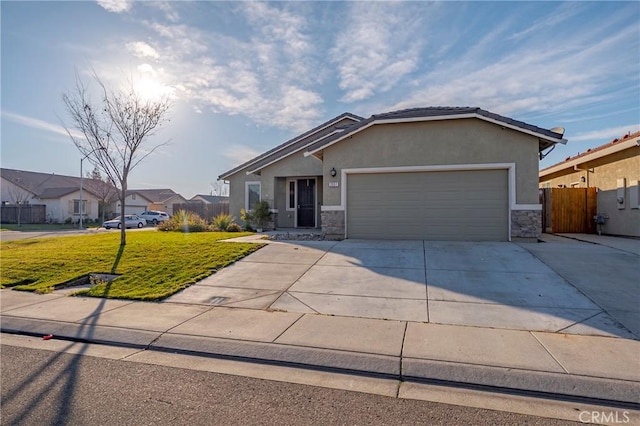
left=165, top=237, right=638, bottom=340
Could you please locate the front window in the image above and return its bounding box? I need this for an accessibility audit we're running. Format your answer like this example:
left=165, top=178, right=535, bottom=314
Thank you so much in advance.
left=245, top=181, right=261, bottom=210
left=73, top=200, right=87, bottom=215
left=287, top=180, right=296, bottom=211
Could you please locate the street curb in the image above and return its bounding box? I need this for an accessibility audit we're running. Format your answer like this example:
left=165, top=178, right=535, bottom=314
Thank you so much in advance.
left=3, top=316, right=639, bottom=409
left=1, top=316, right=159, bottom=349
left=403, top=358, right=640, bottom=408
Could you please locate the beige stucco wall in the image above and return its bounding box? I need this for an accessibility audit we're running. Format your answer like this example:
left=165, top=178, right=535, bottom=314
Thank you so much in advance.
left=321, top=119, right=540, bottom=206
left=227, top=152, right=323, bottom=226
left=539, top=147, right=640, bottom=236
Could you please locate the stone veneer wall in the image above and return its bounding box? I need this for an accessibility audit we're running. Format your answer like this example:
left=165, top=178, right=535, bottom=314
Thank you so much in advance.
left=511, top=209, right=541, bottom=238
left=265, top=212, right=276, bottom=231
left=321, top=210, right=345, bottom=240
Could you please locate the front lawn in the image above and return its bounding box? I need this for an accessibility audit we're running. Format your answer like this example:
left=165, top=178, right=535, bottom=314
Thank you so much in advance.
left=0, top=231, right=261, bottom=300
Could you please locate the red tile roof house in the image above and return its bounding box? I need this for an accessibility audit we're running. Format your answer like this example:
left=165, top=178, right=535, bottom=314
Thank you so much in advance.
left=0, top=168, right=117, bottom=224
left=219, top=107, right=567, bottom=241
left=539, top=131, right=640, bottom=237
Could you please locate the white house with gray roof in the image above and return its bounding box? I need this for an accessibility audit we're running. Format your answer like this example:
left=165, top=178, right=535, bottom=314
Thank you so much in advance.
left=219, top=107, right=566, bottom=241
left=1, top=168, right=117, bottom=223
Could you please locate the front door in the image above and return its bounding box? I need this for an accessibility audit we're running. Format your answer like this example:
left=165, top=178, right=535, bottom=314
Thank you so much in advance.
left=297, top=179, right=315, bottom=227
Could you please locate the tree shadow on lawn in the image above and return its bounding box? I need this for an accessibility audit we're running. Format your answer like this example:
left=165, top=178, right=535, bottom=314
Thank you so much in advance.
left=2, top=248, right=128, bottom=425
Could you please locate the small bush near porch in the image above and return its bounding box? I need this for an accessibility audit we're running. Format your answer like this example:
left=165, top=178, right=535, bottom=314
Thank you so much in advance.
left=0, top=231, right=261, bottom=300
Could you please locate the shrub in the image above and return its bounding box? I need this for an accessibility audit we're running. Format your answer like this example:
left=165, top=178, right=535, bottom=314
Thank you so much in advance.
left=240, top=208, right=255, bottom=231
left=158, top=210, right=208, bottom=232
left=252, top=200, right=272, bottom=230
left=212, top=213, right=235, bottom=231
left=226, top=222, right=242, bottom=232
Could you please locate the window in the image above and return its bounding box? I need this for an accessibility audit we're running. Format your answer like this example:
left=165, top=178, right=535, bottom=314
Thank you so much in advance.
left=287, top=180, right=296, bottom=211
left=245, top=181, right=261, bottom=210
left=73, top=200, right=87, bottom=215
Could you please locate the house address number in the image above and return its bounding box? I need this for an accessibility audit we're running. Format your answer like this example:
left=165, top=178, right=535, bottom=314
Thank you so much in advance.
left=328, top=181, right=339, bottom=188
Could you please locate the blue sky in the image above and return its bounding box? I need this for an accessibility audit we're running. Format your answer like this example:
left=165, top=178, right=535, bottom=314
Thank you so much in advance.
left=2, top=1, right=639, bottom=198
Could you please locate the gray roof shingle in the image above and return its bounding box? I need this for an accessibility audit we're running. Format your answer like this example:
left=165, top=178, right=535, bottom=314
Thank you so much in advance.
left=1, top=168, right=116, bottom=200
left=304, top=107, right=566, bottom=156
left=218, top=112, right=363, bottom=179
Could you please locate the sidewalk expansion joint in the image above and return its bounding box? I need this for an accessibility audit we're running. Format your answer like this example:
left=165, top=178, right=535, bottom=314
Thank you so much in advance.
left=529, top=331, right=569, bottom=374
left=270, top=313, right=305, bottom=342
left=397, top=322, right=409, bottom=398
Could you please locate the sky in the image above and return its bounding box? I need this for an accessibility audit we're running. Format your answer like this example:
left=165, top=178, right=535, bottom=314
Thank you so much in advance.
left=2, top=1, right=639, bottom=199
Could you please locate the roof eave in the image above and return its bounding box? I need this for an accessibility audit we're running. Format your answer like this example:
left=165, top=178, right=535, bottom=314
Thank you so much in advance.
left=304, top=113, right=566, bottom=157
left=218, top=113, right=363, bottom=180
left=540, top=137, right=639, bottom=178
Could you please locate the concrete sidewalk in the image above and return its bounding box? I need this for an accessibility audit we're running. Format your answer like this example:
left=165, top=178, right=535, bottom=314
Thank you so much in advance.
left=552, top=233, right=640, bottom=256
left=1, top=289, right=639, bottom=408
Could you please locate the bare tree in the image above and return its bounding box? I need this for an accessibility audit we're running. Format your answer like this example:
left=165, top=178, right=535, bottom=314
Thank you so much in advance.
left=62, top=72, right=171, bottom=245
left=7, top=184, right=32, bottom=227
left=210, top=180, right=229, bottom=197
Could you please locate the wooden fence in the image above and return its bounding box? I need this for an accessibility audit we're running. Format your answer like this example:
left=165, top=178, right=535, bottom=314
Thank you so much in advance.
left=540, top=187, right=597, bottom=234
left=0, top=204, right=47, bottom=224
left=172, top=203, right=230, bottom=222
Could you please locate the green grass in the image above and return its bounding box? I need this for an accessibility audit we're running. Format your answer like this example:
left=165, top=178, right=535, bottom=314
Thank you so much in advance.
left=0, top=231, right=261, bottom=300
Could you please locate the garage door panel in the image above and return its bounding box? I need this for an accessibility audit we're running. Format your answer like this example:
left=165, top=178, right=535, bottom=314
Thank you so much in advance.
left=347, top=170, right=508, bottom=241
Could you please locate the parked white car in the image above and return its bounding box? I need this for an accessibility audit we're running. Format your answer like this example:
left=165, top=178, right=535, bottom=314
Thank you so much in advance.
left=139, top=210, right=171, bottom=225
left=103, top=215, right=147, bottom=229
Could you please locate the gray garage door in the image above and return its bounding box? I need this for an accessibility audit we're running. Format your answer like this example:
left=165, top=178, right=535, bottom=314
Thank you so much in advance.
left=346, top=170, right=509, bottom=240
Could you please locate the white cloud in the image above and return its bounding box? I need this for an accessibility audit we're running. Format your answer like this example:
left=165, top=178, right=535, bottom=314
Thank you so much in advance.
left=331, top=2, right=425, bottom=103
left=126, top=41, right=160, bottom=59
left=2, top=110, right=84, bottom=140
left=223, top=145, right=262, bottom=165
left=137, top=3, right=324, bottom=132
left=96, top=0, right=132, bottom=14
left=147, top=1, right=180, bottom=22
left=390, top=11, right=639, bottom=122
left=569, top=125, right=640, bottom=143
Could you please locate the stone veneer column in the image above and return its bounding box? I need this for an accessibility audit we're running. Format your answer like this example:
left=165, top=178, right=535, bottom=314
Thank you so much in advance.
left=511, top=209, right=542, bottom=238
left=321, top=210, right=345, bottom=240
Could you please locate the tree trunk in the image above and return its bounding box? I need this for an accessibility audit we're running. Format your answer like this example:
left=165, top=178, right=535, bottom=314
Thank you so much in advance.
left=119, top=184, right=126, bottom=246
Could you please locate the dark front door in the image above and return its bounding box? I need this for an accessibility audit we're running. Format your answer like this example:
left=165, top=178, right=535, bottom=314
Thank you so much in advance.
left=297, top=179, right=315, bottom=227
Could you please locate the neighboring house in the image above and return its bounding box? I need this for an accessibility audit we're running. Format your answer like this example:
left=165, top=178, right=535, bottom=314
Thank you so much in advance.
left=539, top=131, right=640, bottom=237
left=124, top=189, right=187, bottom=216
left=0, top=168, right=117, bottom=223
left=219, top=107, right=567, bottom=241
left=189, top=194, right=230, bottom=205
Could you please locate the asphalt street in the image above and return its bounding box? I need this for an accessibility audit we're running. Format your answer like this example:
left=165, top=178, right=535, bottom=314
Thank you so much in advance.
left=1, top=345, right=578, bottom=426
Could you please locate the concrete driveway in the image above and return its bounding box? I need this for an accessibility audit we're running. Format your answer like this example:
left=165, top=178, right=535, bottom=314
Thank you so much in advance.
left=166, top=238, right=638, bottom=339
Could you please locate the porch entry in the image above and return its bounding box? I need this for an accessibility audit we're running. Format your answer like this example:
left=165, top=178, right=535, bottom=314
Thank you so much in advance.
left=297, top=178, right=316, bottom=227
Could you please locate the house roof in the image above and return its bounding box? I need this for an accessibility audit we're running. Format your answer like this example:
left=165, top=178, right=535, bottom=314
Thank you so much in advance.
left=539, top=131, right=640, bottom=178
left=304, top=107, right=567, bottom=158
left=190, top=194, right=230, bottom=204
left=0, top=168, right=115, bottom=200
left=218, top=112, right=363, bottom=180
left=38, top=187, right=83, bottom=199
left=127, top=188, right=186, bottom=203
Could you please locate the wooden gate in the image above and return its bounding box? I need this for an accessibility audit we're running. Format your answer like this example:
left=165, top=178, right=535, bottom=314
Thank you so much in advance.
left=540, top=187, right=597, bottom=233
